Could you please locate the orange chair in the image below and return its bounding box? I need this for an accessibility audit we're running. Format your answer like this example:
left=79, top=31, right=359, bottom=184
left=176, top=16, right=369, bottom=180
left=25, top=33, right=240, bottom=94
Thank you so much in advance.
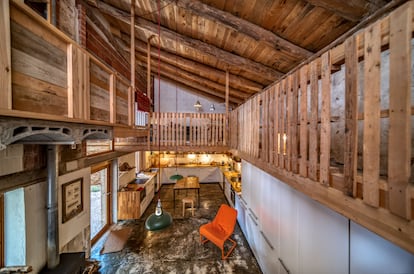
left=199, top=204, right=238, bottom=259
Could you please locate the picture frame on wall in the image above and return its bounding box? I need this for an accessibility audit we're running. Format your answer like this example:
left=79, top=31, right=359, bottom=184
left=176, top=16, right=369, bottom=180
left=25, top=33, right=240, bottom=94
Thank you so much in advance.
left=62, top=178, right=83, bottom=223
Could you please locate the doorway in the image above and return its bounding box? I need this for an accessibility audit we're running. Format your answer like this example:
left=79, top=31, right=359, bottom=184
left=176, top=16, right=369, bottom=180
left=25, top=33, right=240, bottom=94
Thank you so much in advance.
left=90, top=163, right=112, bottom=244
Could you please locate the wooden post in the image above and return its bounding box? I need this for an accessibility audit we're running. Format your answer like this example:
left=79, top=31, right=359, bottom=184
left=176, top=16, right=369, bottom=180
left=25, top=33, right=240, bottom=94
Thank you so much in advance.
left=0, top=0, right=11, bottom=110
left=363, top=21, right=381, bottom=207
left=225, top=70, right=229, bottom=146
left=291, top=71, right=299, bottom=174
left=109, top=74, right=116, bottom=124
left=274, top=83, right=280, bottom=167
left=388, top=3, right=411, bottom=219
left=299, top=64, right=308, bottom=177
left=344, top=35, right=359, bottom=197
left=309, top=60, right=319, bottom=181
left=320, top=51, right=331, bottom=187
left=130, top=0, right=135, bottom=126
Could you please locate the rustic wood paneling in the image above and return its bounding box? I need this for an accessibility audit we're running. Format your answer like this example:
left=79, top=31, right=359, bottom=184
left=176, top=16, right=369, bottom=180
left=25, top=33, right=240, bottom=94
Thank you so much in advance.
left=319, top=51, right=331, bottom=186
left=90, top=61, right=110, bottom=122
left=388, top=2, right=412, bottom=219
left=362, top=21, right=381, bottom=207
left=0, top=1, right=11, bottom=110
left=68, top=45, right=90, bottom=120
left=116, top=78, right=130, bottom=125
left=344, top=35, right=359, bottom=197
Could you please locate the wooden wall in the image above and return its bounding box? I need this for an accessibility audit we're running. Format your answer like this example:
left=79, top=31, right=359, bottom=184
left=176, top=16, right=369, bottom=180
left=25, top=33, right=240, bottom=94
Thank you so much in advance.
left=230, top=1, right=414, bottom=254
left=0, top=1, right=143, bottom=138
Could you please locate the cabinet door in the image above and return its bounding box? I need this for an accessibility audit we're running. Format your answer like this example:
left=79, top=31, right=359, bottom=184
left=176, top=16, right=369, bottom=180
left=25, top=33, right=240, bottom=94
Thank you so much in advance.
left=260, top=230, right=279, bottom=274
left=245, top=209, right=261, bottom=263
left=297, top=191, right=349, bottom=274
left=279, top=182, right=299, bottom=274
left=234, top=194, right=247, bottom=235
left=241, top=160, right=252, bottom=206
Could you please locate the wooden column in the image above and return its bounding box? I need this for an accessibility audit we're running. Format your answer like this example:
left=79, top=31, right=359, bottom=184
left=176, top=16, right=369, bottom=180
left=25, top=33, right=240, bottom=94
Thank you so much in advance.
left=130, top=0, right=135, bottom=126
left=291, top=71, right=299, bottom=174
left=319, top=51, right=331, bottom=187
left=344, top=35, right=359, bottom=197
left=0, top=0, right=11, bottom=110
left=224, top=70, right=229, bottom=145
left=299, top=64, right=308, bottom=177
left=388, top=3, right=412, bottom=219
left=309, top=60, right=319, bottom=181
left=363, top=21, right=381, bottom=207
left=109, top=74, right=116, bottom=123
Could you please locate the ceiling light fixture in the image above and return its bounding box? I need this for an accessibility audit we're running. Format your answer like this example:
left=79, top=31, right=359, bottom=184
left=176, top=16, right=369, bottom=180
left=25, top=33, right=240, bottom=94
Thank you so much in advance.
left=194, top=100, right=202, bottom=109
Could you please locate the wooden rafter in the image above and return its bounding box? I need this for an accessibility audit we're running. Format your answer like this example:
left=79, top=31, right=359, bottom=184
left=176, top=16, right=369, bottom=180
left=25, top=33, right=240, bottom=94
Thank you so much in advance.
left=118, top=34, right=263, bottom=94
left=95, top=1, right=283, bottom=82
left=304, top=0, right=388, bottom=22
left=173, top=0, right=313, bottom=58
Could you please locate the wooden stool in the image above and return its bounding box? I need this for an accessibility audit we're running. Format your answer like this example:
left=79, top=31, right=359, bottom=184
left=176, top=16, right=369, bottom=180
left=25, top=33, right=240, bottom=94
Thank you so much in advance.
left=182, top=197, right=194, bottom=217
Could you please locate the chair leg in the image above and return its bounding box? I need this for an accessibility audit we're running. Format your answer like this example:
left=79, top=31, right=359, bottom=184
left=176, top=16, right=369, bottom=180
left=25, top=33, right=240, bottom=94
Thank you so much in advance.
left=221, top=238, right=237, bottom=260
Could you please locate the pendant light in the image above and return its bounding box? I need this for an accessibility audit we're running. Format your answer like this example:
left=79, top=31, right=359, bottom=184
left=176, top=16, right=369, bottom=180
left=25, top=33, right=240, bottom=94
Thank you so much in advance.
left=145, top=0, right=172, bottom=231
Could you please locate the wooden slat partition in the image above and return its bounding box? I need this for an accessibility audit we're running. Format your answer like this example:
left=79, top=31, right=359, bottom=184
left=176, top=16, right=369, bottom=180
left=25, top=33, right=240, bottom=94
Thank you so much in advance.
left=362, top=21, right=381, bottom=207
left=149, top=112, right=227, bottom=148
left=388, top=2, right=412, bottom=218
left=319, top=52, right=331, bottom=186
left=344, top=35, right=359, bottom=197
left=229, top=1, right=414, bottom=254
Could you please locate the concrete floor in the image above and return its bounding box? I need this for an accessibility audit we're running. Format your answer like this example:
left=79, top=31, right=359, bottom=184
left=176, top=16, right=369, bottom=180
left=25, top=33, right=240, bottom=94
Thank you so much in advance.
left=91, top=183, right=262, bottom=274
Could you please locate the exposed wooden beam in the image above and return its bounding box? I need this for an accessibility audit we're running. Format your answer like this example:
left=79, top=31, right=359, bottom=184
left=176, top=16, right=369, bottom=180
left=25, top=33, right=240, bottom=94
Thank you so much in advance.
left=95, top=1, right=283, bottom=82
left=135, top=53, right=247, bottom=102
left=304, top=0, right=388, bottom=22
left=174, top=0, right=313, bottom=58
left=119, top=34, right=263, bottom=94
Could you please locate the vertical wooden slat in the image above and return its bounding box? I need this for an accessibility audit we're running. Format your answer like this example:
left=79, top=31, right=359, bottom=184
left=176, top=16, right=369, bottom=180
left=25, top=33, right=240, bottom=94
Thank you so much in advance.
left=388, top=3, right=411, bottom=218
left=309, top=60, right=319, bottom=181
left=363, top=21, right=381, bottom=207
left=286, top=75, right=293, bottom=171
left=109, top=74, right=116, bottom=124
left=225, top=70, right=229, bottom=145
left=67, top=44, right=75, bottom=118
left=274, top=83, right=280, bottom=167
left=344, top=35, right=359, bottom=196
left=278, top=81, right=285, bottom=167
left=268, top=86, right=275, bottom=165
left=299, top=64, right=308, bottom=177
left=84, top=53, right=90, bottom=120
left=0, top=1, right=11, bottom=110
left=190, top=113, right=193, bottom=145
left=291, top=72, right=299, bottom=173
left=320, top=51, right=331, bottom=186
left=130, top=0, right=135, bottom=126
left=128, top=86, right=133, bottom=126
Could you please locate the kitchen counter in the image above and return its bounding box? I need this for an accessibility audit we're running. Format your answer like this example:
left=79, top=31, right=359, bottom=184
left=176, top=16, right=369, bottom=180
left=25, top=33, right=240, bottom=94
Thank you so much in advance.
left=222, top=170, right=242, bottom=193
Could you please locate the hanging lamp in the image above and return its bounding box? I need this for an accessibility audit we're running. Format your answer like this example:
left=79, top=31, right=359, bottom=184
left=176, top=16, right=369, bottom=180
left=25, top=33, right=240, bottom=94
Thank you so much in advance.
left=145, top=0, right=173, bottom=231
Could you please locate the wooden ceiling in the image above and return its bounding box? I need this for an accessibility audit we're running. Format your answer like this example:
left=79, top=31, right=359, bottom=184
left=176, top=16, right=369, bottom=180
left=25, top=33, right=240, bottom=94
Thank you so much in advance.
left=86, top=0, right=391, bottom=106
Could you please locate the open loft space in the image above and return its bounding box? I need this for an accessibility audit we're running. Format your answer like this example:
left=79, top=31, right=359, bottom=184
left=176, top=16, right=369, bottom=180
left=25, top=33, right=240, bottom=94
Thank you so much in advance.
left=0, top=0, right=413, bottom=273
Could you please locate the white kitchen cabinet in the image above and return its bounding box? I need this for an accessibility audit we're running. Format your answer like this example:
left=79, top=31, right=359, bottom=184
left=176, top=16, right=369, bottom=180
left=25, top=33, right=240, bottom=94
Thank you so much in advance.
left=278, top=180, right=299, bottom=274
left=350, top=221, right=414, bottom=274
left=245, top=207, right=262, bottom=264
left=234, top=193, right=247, bottom=236
left=297, top=191, right=349, bottom=274
left=259, top=171, right=280, bottom=274
left=140, top=177, right=155, bottom=216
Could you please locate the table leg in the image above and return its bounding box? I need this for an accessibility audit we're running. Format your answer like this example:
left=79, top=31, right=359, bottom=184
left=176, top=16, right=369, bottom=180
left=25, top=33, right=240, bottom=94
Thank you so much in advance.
left=173, top=189, right=176, bottom=209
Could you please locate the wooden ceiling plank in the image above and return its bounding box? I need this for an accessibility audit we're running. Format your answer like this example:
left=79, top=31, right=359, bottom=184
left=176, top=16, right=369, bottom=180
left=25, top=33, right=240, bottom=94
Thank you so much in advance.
left=174, top=0, right=313, bottom=58
left=96, top=0, right=282, bottom=81
left=125, top=35, right=263, bottom=93
left=304, top=0, right=388, bottom=22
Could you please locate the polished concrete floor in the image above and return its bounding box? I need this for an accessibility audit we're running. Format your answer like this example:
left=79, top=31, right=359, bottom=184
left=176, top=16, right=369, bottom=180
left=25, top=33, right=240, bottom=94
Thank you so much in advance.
left=91, top=183, right=262, bottom=274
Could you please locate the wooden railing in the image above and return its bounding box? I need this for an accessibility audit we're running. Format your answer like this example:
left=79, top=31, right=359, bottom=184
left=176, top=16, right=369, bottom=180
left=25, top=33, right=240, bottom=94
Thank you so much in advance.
left=230, top=1, right=414, bottom=254
left=150, top=112, right=226, bottom=149
left=0, top=1, right=142, bottom=136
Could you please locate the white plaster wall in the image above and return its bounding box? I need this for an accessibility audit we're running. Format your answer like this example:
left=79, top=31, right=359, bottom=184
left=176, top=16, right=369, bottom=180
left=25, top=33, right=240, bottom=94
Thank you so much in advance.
left=154, top=77, right=226, bottom=113
left=4, top=188, right=26, bottom=266
left=24, top=182, right=47, bottom=273
left=58, top=167, right=91, bottom=252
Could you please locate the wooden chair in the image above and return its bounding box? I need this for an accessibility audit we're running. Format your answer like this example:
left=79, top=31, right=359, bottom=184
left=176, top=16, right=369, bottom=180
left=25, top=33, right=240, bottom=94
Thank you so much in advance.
left=199, top=204, right=238, bottom=259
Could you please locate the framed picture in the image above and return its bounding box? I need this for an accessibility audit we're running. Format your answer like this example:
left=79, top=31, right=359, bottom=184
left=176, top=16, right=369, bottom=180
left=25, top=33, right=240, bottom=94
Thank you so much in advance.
left=62, top=178, right=83, bottom=223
